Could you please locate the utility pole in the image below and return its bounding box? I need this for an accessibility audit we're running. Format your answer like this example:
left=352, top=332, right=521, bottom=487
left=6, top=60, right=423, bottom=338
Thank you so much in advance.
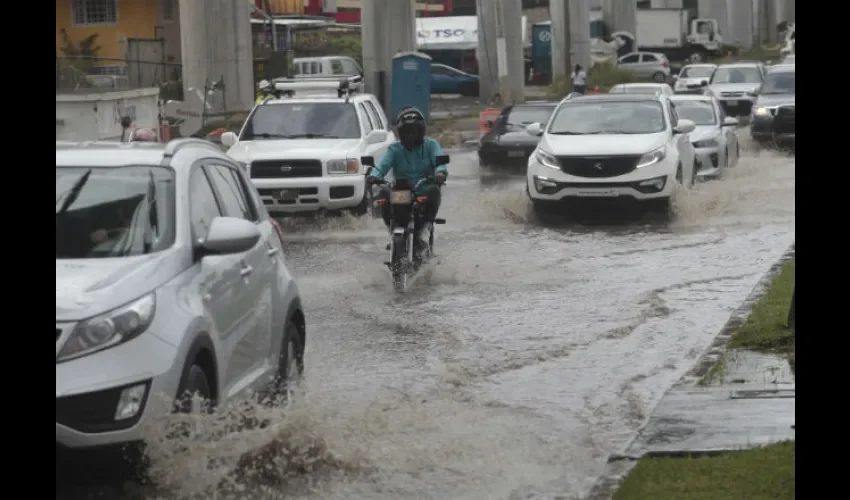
left=476, top=0, right=500, bottom=104
left=550, top=0, right=572, bottom=86
left=496, top=0, right=525, bottom=104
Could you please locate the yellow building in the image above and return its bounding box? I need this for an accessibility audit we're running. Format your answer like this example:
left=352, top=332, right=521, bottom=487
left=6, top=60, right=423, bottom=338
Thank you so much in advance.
left=56, top=0, right=170, bottom=73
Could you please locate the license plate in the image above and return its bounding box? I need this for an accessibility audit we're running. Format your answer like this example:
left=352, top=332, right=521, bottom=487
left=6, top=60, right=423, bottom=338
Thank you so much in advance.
left=727, top=100, right=739, bottom=106
left=390, top=190, right=412, bottom=204
left=274, top=189, right=298, bottom=201
left=507, top=150, right=525, bottom=158
left=577, top=190, right=619, bottom=198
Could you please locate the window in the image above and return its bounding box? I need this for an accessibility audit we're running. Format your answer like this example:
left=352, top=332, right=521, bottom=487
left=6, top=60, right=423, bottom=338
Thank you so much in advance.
left=709, top=66, right=763, bottom=84
left=331, top=59, right=345, bottom=75
left=189, top=168, right=222, bottom=241
left=641, top=54, right=658, bottom=62
left=341, top=58, right=361, bottom=75
left=672, top=100, right=716, bottom=125
left=619, top=54, right=640, bottom=64
left=162, top=0, right=175, bottom=22
left=365, top=101, right=385, bottom=129
left=242, top=102, right=361, bottom=140
left=72, top=0, right=118, bottom=26
left=358, top=103, right=374, bottom=133
left=312, top=62, right=321, bottom=74
left=431, top=65, right=450, bottom=75
left=206, top=164, right=256, bottom=221
left=548, top=101, right=666, bottom=135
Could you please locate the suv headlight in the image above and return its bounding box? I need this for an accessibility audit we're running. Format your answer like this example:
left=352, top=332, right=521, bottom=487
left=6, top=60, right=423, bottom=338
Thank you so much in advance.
left=532, top=148, right=561, bottom=170
left=57, top=294, right=156, bottom=363
left=637, top=145, right=667, bottom=168
left=753, top=107, right=773, bottom=117
left=327, top=158, right=360, bottom=175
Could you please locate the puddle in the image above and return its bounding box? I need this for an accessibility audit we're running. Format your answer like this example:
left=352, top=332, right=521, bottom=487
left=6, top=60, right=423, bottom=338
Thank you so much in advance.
left=706, top=349, right=795, bottom=386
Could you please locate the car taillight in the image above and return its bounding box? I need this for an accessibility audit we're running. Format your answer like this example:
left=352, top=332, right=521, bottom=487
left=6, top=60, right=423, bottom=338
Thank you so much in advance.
left=662, top=61, right=669, bottom=68
left=269, top=217, right=285, bottom=245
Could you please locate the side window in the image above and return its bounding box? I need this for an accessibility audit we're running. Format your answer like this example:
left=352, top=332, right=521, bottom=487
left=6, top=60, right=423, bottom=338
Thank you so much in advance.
left=189, top=168, right=222, bottom=240
left=642, top=54, right=658, bottom=62
left=431, top=65, right=447, bottom=75
left=341, top=58, right=358, bottom=75
left=365, top=101, right=385, bottom=129
left=206, top=164, right=255, bottom=221
left=293, top=62, right=302, bottom=75
left=620, top=54, right=640, bottom=64
left=363, top=102, right=381, bottom=130
left=310, top=62, right=319, bottom=74
left=358, top=103, right=374, bottom=133
left=331, top=59, right=345, bottom=75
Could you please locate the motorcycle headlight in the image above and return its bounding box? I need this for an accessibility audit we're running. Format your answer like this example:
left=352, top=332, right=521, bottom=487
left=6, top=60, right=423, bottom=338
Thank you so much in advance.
left=532, top=148, right=561, bottom=170
left=327, top=158, right=360, bottom=175
left=57, top=294, right=156, bottom=363
left=753, top=107, right=773, bottom=117
left=693, top=138, right=719, bottom=148
left=636, top=145, right=667, bottom=168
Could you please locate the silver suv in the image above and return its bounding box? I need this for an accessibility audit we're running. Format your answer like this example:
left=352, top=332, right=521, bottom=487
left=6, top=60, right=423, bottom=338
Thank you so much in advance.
left=56, top=139, right=305, bottom=460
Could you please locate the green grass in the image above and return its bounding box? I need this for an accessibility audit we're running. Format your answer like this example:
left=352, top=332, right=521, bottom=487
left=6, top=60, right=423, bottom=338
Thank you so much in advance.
left=727, top=260, right=795, bottom=353
left=547, top=62, right=639, bottom=97
left=613, top=441, right=795, bottom=500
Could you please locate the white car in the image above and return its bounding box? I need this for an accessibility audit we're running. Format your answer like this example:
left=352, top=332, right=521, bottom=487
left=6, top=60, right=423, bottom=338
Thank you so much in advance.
left=617, top=51, right=672, bottom=82
left=670, top=95, right=740, bottom=178
left=672, top=63, right=717, bottom=94
left=222, top=77, right=396, bottom=215
left=525, top=93, right=697, bottom=216
left=609, top=82, right=675, bottom=97
left=705, top=62, right=766, bottom=117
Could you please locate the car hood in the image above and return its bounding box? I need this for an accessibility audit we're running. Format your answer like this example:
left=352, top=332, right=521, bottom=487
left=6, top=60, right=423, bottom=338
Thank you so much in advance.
left=689, top=125, right=720, bottom=142
left=494, top=130, right=541, bottom=145
left=708, top=83, right=761, bottom=94
left=227, top=138, right=363, bottom=161
left=754, top=94, right=795, bottom=107
left=541, top=132, right=668, bottom=156
left=56, top=252, right=182, bottom=321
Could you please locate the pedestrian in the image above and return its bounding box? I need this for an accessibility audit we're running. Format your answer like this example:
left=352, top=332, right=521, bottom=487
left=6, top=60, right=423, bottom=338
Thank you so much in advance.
left=571, top=64, right=587, bottom=95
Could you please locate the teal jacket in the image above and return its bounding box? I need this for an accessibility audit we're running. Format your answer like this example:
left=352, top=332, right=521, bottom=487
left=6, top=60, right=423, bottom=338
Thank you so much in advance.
left=371, top=138, right=449, bottom=195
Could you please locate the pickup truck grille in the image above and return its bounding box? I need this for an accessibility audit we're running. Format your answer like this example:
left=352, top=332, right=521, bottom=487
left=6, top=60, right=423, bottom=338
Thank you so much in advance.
left=557, top=156, right=640, bottom=178
left=250, top=160, right=323, bottom=179
left=774, top=106, right=795, bottom=134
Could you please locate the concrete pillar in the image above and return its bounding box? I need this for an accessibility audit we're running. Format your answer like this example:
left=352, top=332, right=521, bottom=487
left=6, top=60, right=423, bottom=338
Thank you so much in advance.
left=550, top=0, right=571, bottom=82
left=496, top=0, right=525, bottom=104
left=179, top=0, right=254, bottom=113
left=476, top=0, right=500, bottom=104
left=570, top=0, right=591, bottom=72
left=361, top=0, right=416, bottom=113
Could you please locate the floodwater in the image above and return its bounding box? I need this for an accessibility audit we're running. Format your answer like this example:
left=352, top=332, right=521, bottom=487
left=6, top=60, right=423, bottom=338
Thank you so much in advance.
left=61, top=137, right=795, bottom=500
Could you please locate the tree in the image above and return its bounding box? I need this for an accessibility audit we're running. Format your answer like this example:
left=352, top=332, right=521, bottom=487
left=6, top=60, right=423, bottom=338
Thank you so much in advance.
left=58, top=28, right=103, bottom=86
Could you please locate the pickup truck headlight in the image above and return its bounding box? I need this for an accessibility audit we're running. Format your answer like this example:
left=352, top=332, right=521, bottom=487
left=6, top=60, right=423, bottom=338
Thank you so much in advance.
left=327, top=158, right=360, bottom=175
left=57, top=294, right=156, bottom=363
left=753, top=107, right=773, bottom=117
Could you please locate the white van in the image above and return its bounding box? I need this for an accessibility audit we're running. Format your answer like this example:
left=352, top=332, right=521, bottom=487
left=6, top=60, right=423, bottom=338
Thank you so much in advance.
left=293, top=56, right=362, bottom=78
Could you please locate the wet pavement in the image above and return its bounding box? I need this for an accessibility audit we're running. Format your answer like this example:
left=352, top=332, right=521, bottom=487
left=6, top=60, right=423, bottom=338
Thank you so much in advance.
left=61, top=136, right=795, bottom=500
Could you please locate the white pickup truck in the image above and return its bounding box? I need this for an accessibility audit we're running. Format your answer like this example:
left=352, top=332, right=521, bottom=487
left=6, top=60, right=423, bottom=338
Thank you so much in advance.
left=222, top=77, right=396, bottom=216
left=632, top=9, right=725, bottom=62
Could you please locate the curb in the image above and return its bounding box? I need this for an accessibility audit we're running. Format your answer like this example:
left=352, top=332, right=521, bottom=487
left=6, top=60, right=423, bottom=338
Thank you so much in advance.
left=584, top=242, right=796, bottom=500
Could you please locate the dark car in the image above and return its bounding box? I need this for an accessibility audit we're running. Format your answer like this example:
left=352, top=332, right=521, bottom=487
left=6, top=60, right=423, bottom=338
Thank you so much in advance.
left=750, top=64, right=795, bottom=147
left=478, top=101, right=558, bottom=169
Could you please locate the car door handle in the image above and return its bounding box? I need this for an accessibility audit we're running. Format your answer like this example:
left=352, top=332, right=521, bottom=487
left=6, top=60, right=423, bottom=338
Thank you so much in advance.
left=240, top=265, right=253, bottom=277
left=267, top=247, right=278, bottom=256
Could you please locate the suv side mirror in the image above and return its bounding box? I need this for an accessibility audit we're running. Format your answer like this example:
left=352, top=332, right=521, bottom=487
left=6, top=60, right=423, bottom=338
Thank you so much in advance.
left=361, top=156, right=375, bottom=167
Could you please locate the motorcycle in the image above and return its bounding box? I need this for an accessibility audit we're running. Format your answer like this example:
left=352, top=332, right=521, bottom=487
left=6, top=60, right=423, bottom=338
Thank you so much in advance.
left=361, top=154, right=449, bottom=292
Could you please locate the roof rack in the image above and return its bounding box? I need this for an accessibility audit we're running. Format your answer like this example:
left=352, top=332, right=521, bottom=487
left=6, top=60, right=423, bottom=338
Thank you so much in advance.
left=267, top=75, right=364, bottom=102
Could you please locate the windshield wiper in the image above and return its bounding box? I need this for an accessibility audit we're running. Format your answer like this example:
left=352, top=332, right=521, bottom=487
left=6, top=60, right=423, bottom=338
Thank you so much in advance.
left=549, top=131, right=592, bottom=135
left=56, top=169, right=92, bottom=215
left=252, top=133, right=290, bottom=139
left=280, top=133, right=340, bottom=139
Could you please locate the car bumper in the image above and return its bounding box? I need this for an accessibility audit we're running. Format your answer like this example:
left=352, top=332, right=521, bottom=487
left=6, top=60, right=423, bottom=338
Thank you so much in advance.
left=694, top=145, right=721, bottom=177
left=479, top=145, right=537, bottom=168
left=252, top=175, right=366, bottom=213
left=674, top=87, right=705, bottom=95
left=716, top=97, right=756, bottom=117
left=527, top=158, right=675, bottom=202
left=750, top=116, right=796, bottom=143
left=56, top=331, right=180, bottom=449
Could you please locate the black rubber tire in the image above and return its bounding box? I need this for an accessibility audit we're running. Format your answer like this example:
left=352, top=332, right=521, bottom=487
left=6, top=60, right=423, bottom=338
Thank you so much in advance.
left=349, top=193, right=369, bottom=216
left=270, top=320, right=304, bottom=401
left=675, top=164, right=684, bottom=184
left=391, top=233, right=407, bottom=290
left=532, top=200, right=560, bottom=224
left=691, top=162, right=698, bottom=187
left=174, top=364, right=213, bottom=414
left=652, top=72, right=666, bottom=83
left=647, top=198, right=673, bottom=218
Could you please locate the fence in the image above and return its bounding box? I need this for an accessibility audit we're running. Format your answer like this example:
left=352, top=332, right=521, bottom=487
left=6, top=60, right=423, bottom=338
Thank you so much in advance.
left=56, top=56, right=183, bottom=101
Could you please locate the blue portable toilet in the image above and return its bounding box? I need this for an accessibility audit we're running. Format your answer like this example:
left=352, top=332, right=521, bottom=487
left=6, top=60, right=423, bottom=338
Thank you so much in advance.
left=391, top=52, right=432, bottom=123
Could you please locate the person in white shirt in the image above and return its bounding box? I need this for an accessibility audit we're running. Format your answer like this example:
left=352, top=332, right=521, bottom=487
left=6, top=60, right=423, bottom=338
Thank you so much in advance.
left=571, top=64, right=587, bottom=95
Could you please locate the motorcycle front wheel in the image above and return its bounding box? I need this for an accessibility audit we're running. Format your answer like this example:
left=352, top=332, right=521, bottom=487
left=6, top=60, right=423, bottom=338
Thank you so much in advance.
left=391, top=232, right=408, bottom=292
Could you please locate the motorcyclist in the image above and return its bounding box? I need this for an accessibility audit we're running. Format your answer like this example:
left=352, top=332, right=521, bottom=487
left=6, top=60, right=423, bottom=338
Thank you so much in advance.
left=367, top=106, right=449, bottom=250
left=256, top=79, right=273, bottom=104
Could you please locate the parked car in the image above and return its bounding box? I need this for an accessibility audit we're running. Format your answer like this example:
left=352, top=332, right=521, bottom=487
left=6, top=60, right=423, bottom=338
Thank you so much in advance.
left=222, top=77, right=395, bottom=216
left=670, top=94, right=740, bottom=178
left=750, top=64, right=795, bottom=147
left=672, top=63, right=717, bottom=94
left=705, top=62, right=766, bottom=117
left=430, top=63, right=480, bottom=97
left=524, top=93, right=697, bottom=219
left=56, top=138, right=306, bottom=464
left=478, top=101, right=559, bottom=169
left=609, top=82, right=675, bottom=97
left=617, top=51, right=671, bottom=82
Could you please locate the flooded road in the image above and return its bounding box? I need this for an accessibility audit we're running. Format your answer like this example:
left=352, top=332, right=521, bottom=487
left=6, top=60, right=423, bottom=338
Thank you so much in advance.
left=134, top=140, right=794, bottom=499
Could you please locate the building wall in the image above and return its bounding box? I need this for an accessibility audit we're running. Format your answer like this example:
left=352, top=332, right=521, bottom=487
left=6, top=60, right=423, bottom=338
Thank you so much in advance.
left=56, top=0, right=160, bottom=65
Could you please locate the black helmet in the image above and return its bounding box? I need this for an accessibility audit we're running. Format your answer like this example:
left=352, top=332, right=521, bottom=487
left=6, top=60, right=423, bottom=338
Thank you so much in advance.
left=395, top=106, right=426, bottom=149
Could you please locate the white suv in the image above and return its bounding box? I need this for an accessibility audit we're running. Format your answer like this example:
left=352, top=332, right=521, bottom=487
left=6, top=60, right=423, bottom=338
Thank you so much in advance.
left=222, top=77, right=395, bottom=215
left=525, top=93, right=697, bottom=217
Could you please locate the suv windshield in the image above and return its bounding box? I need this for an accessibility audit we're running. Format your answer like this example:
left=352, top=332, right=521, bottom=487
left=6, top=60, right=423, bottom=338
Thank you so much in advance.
left=672, top=100, right=717, bottom=125
left=241, top=102, right=361, bottom=140
left=710, top=66, right=762, bottom=84
left=760, top=71, right=795, bottom=94
left=56, top=166, right=175, bottom=259
left=548, top=101, right=666, bottom=135
left=680, top=66, right=715, bottom=78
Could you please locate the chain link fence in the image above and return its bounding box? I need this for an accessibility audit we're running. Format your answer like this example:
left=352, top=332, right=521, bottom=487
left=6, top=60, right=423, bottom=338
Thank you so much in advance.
left=56, top=56, right=184, bottom=101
